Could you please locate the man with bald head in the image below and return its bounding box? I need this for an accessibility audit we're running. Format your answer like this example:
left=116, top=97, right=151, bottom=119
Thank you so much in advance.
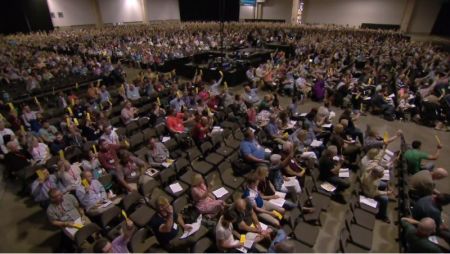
left=76, top=171, right=117, bottom=216
left=409, top=168, right=448, bottom=200
left=401, top=217, right=442, bottom=252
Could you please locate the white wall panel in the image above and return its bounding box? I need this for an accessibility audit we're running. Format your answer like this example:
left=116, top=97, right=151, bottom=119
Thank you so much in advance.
left=262, top=0, right=292, bottom=21
left=303, top=0, right=406, bottom=27
left=146, top=0, right=180, bottom=20
left=408, top=0, right=442, bottom=34
left=47, top=0, right=97, bottom=26
left=98, top=0, right=143, bottom=23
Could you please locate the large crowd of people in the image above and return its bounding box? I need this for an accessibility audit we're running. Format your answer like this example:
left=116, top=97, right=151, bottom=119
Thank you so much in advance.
left=0, top=22, right=449, bottom=253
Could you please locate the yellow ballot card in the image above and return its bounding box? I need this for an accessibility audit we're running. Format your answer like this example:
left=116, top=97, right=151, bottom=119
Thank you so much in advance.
left=81, top=179, right=89, bottom=188
left=273, top=210, right=283, bottom=220
left=59, top=150, right=65, bottom=160
left=36, top=169, right=46, bottom=180
left=121, top=210, right=128, bottom=220
left=435, top=135, right=441, bottom=146
left=240, top=234, right=246, bottom=244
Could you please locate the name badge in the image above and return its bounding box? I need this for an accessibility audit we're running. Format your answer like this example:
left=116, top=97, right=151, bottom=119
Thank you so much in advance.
left=130, top=171, right=137, bottom=177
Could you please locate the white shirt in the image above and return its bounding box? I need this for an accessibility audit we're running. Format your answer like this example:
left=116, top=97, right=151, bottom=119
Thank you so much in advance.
left=100, top=131, right=119, bottom=145
left=215, top=216, right=238, bottom=250
left=0, top=128, right=15, bottom=154
left=31, top=143, right=49, bottom=162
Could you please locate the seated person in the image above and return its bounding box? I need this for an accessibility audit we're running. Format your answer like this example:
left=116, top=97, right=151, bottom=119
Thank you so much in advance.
left=216, top=209, right=243, bottom=252
left=400, top=217, right=442, bottom=253
left=240, top=128, right=269, bottom=165
left=265, top=114, right=285, bottom=144
left=149, top=197, right=202, bottom=251
left=289, top=129, right=317, bottom=160
left=93, top=219, right=135, bottom=253
left=318, top=146, right=350, bottom=204
left=363, top=128, right=402, bottom=152
left=268, top=229, right=294, bottom=253
left=126, top=83, right=141, bottom=101
left=243, top=177, right=287, bottom=228
left=242, top=85, right=261, bottom=105
left=166, top=108, right=188, bottom=135
left=4, top=141, right=32, bottom=180
left=31, top=168, right=59, bottom=208
left=191, top=173, right=225, bottom=218
left=412, top=193, right=450, bottom=243
left=404, top=140, right=442, bottom=175
left=229, top=198, right=272, bottom=239
left=97, top=139, right=129, bottom=190
left=49, top=132, right=69, bottom=155
left=120, top=101, right=138, bottom=125
left=409, top=168, right=448, bottom=200
left=146, top=137, right=170, bottom=168
left=56, top=159, right=82, bottom=193
left=28, top=137, right=51, bottom=165
left=269, top=154, right=302, bottom=194
left=100, top=125, right=120, bottom=145
left=81, top=150, right=109, bottom=182
left=170, top=93, right=186, bottom=113
left=38, top=120, right=58, bottom=143
left=117, top=150, right=151, bottom=192
left=328, top=124, right=361, bottom=164
left=361, top=166, right=392, bottom=223
left=76, top=171, right=118, bottom=216
left=46, top=188, right=89, bottom=240
left=191, top=116, right=211, bottom=147
left=360, top=148, right=383, bottom=177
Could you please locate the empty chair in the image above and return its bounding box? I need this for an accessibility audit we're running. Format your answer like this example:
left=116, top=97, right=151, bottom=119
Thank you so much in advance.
left=115, top=127, right=126, bottom=138
left=287, top=239, right=314, bottom=253
left=139, top=178, right=161, bottom=198
left=98, top=206, right=124, bottom=240
left=128, top=132, right=144, bottom=151
left=164, top=138, right=185, bottom=159
left=304, top=178, right=330, bottom=211
left=129, top=228, right=158, bottom=253
left=74, top=223, right=102, bottom=251
left=218, top=161, right=245, bottom=190
left=126, top=121, right=140, bottom=136
left=174, top=157, right=190, bottom=174
left=339, top=227, right=369, bottom=253
left=344, top=210, right=373, bottom=250
left=160, top=167, right=188, bottom=198
left=187, top=147, right=213, bottom=175
left=192, top=237, right=215, bottom=253
left=147, top=187, right=174, bottom=210
left=155, top=123, right=168, bottom=137
left=142, top=128, right=157, bottom=140
left=200, top=141, right=224, bottom=167
left=205, top=170, right=232, bottom=201
left=349, top=196, right=376, bottom=230
left=138, top=117, right=151, bottom=130
left=122, top=191, right=155, bottom=228
left=293, top=220, right=320, bottom=247
left=179, top=167, right=195, bottom=187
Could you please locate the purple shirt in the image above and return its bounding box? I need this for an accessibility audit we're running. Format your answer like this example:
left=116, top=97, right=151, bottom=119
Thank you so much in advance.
left=112, top=235, right=129, bottom=253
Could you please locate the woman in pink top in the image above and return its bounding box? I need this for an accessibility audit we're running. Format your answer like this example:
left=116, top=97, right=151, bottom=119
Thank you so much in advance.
left=191, top=173, right=225, bottom=217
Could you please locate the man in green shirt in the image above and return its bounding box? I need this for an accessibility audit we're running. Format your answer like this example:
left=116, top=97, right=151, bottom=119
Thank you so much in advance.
left=401, top=217, right=442, bottom=253
left=404, top=140, right=442, bottom=175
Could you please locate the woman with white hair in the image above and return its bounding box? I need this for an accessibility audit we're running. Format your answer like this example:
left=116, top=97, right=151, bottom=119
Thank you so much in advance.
left=361, top=165, right=392, bottom=223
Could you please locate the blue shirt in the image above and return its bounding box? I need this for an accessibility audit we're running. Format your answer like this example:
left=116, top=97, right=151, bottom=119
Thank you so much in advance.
left=268, top=229, right=288, bottom=253
left=240, top=139, right=265, bottom=160
left=75, top=179, right=107, bottom=210
left=265, top=122, right=279, bottom=137
left=170, top=98, right=186, bottom=113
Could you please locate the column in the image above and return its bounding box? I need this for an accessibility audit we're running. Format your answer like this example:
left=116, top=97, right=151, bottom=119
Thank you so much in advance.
left=91, top=0, right=103, bottom=27
left=140, top=0, right=149, bottom=24
left=291, top=0, right=299, bottom=24
left=400, top=0, right=416, bottom=33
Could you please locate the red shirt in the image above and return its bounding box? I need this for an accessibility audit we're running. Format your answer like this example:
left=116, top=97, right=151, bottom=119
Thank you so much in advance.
left=192, top=123, right=207, bottom=142
left=166, top=113, right=185, bottom=133
left=98, top=144, right=120, bottom=172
